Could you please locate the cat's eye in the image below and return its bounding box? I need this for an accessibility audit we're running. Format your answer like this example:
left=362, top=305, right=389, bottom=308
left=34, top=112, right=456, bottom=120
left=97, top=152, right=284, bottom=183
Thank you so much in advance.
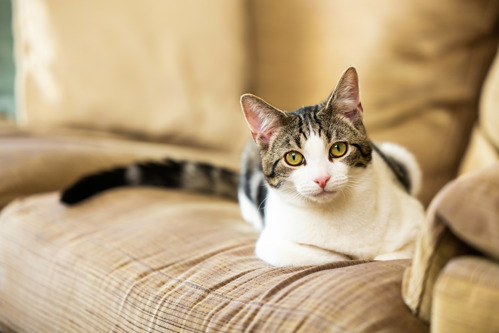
left=284, top=151, right=305, bottom=166
left=330, top=142, right=348, bottom=158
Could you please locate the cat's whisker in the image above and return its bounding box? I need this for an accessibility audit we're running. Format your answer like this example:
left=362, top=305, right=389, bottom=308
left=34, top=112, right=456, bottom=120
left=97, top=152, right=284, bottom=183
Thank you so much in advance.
left=257, top=191, right=270, bottom=211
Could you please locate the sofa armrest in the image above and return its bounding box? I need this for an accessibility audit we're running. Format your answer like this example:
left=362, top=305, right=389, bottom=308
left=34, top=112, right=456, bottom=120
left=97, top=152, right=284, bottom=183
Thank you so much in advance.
left=402, top=163, right=499, bottom=323
left=433, top=256, right=499, bottom=332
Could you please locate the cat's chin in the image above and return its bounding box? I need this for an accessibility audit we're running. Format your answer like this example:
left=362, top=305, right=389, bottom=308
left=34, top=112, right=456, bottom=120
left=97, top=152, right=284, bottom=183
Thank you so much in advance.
left=305, top=190, right=339, bottom=204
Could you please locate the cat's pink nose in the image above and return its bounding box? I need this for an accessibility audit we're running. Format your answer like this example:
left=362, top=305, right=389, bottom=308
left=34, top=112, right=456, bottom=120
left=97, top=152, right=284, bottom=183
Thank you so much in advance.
left=314, top=176, right=330, bottom=189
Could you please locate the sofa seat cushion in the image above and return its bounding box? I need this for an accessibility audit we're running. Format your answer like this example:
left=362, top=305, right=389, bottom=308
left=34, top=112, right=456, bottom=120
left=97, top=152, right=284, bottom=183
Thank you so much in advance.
left=0, top=127, right=240, bottom=209
left=0, top=190, right=428, bottom=332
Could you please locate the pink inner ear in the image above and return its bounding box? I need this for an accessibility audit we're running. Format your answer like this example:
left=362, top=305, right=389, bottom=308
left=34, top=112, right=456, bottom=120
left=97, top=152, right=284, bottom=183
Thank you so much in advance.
left=241, top=95, right=283, bottom=146
left=328, top=68, right=363, bottom=123
left=259, top=130, right=274, bottom=144
left=252, top=127, right=275, bottom=146
left=342, top=102, right=363, bottom=122
left=242, top=99, right=267, bottom=139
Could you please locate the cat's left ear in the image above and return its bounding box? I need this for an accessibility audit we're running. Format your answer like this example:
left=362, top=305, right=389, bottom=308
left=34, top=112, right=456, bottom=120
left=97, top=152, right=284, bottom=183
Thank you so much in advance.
left=240, top=94, right=287, bottom=147
left=323, top=66, right=363, bottom=124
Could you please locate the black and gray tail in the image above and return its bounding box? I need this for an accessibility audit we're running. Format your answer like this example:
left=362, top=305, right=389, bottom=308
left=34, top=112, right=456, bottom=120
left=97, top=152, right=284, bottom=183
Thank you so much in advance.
left=60, top=158, right=239, bottom=205
left=371, top=142, right=422, bottom=197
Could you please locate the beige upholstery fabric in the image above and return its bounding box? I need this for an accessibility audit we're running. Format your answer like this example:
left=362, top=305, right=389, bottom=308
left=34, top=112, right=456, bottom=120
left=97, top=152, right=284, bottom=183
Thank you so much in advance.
left=251, top=0, right=499, bottom=204
left=0, top=128, right=239, bottom=209
left=0, top=190, right=428, bottom=332
left=432, top=257, right=499, bottom=333
left=481, top=47, right=499, bottom=151
left=14, top=0, right=250, bottom=153
left=461, top=47, right=499, bottom=174
left=436, top=165, right=499, bottom=260
left=402, top=164, right=499, bottom=322
left=460, top=125, right=499, bottom=175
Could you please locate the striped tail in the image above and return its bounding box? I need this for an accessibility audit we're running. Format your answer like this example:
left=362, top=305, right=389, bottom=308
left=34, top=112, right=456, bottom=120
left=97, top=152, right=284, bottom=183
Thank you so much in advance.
left=60, top=158, right=239, bottom=205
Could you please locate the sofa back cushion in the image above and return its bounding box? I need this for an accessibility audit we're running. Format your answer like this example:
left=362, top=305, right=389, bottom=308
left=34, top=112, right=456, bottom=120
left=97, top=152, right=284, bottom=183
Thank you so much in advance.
left=481, top=49, right=499, bottom=151
left=14, top=0, right=250, bottom=152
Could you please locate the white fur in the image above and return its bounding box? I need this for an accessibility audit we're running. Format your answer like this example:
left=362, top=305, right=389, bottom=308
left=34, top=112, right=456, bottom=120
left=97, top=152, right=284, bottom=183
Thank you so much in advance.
left=238, top=189, right=264, bottom=231
left=245, top=133, right=425, bottom=267
left=291, top=134, right=350, bottom=204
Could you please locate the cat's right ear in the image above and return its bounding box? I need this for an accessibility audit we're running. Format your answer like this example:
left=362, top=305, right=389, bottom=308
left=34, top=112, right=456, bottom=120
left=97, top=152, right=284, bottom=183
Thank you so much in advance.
left=240, top=94, right=287, bottom=147
left=324, top=67, right=363, bottom=124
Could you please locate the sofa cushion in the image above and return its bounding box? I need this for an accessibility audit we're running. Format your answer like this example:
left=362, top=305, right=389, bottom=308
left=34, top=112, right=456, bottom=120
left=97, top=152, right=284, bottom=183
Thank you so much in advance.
left=0, top=190, right=428, bottom=332
left=460, top=46, right=499, bottom=175
left=432, top=256, right=499, bottom=333
left=480, top=47, right=499, bottom=151
left=459, top=125, right=499, bottom=175
left=402, top=163, right=499, bottom=322
left=251, top=0, right=499, bottom=204
left=437, top=163, right=499, bottom=260
left=13, top=0, right=250, bottom=153
left=0, top=127, right=240, bottom=209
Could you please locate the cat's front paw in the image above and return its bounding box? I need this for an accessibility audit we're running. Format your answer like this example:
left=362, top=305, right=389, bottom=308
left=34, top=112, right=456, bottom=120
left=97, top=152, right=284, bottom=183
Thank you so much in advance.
left=255, top=235, right=350, bottom=267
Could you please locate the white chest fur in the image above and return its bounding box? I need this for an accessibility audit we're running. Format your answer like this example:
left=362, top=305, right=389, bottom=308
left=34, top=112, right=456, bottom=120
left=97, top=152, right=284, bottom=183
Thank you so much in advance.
left=255, top=153, right=424, bottom=267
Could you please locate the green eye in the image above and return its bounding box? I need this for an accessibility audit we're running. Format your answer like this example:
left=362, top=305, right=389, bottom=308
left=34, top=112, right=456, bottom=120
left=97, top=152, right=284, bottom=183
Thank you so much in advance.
left=330, top=142, right=348, bottom=158
left=285, top=151, right=304, bottom=166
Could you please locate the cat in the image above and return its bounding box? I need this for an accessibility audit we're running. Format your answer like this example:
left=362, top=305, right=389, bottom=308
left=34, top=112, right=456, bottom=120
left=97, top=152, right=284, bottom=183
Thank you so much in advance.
left=61, top=67, right=425, bottom=267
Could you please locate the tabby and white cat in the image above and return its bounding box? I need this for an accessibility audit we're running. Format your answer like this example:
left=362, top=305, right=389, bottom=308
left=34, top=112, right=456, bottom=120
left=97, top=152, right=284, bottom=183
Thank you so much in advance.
left=61, top=67, right=425, bottom=267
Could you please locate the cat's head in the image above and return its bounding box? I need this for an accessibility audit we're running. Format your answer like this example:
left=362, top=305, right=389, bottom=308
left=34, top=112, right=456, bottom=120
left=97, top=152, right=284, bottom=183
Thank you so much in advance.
left=240, top=67, right=372, bottom=204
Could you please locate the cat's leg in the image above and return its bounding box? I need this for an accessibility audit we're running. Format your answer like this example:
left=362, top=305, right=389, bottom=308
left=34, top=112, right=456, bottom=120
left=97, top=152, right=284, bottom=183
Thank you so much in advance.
left=255, top=234, right=350, bottom=267
left=374, top=251, right=413, bottom=261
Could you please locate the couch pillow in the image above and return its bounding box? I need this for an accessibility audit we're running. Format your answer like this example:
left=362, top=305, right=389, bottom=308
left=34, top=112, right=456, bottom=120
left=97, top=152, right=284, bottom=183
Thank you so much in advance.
left=13, top=0, right=250, bottom=153
left=251, top=0, right=499, bottom=204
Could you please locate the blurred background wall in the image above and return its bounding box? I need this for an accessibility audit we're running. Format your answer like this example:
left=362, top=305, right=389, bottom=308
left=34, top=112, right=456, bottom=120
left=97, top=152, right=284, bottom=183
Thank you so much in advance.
left=0, top=0, right=15, bottom=120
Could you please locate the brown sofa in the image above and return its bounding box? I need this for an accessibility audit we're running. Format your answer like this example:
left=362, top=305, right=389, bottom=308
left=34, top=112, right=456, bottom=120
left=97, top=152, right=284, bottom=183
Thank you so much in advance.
left=1, top=1, right=498, bottom=332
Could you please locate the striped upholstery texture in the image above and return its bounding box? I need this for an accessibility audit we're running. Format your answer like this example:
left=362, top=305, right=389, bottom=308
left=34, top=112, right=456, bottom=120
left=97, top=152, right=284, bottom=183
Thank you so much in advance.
left=0, top=189, right=428, bottom=332
left=433, top=256, right=499, bottom=333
